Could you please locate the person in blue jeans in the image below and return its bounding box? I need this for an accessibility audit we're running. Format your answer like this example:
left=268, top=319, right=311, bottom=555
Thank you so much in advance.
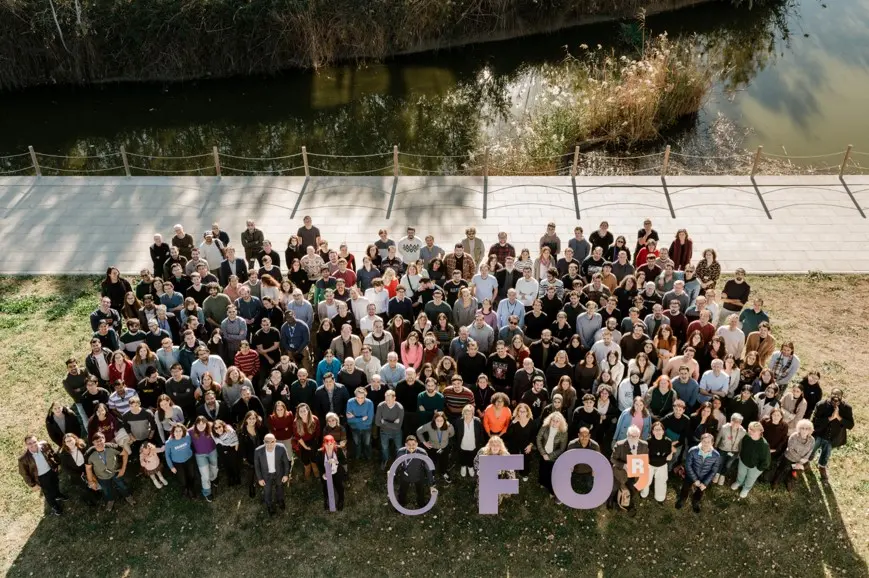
left=84, top=432, right=136, bottom=511
left=190, top=417, right=219, bottom=502
left=345, top=387, right=375, bottom=460
left=374, top=390, right=404, bottom=470
left=810, top=389, right=854, bottom=481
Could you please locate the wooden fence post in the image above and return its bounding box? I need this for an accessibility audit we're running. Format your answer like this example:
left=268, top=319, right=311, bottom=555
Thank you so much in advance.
left=28, top=146, right=40, bottom=177
left=750, top=146, right=763, bottom=178
left=571, top=145, right=580, bottom=177
left=839, top=145, right=853, bottom=177
left=120, top=146, right=131, bottom=178
left=302, top=146, right=309, bottom=177
left=661, top=145, right=670, bottom=177
left=213, top=146, right=221, bottom=177
left=393, top=145, right=399, bottom=177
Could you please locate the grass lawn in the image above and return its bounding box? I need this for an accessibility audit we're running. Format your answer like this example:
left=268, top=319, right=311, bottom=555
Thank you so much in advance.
left=0, top=275, right=867, bottom=578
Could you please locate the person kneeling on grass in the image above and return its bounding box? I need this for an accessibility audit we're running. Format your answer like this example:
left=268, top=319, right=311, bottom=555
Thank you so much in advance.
left=676, top=432, right=720, bottom=513
left=730, top=421, right=771, bottom=499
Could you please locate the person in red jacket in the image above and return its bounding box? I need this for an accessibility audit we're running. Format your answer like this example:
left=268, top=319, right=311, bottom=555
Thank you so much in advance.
left=109, top=351, right=136, bottom=388
left=669, top=229, right=693, bottom=271
left=269, top=401, right=295, bottom=462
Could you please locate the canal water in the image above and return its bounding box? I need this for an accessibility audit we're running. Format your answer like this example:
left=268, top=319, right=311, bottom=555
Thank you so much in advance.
left=0, top=0, right=866, bottom=172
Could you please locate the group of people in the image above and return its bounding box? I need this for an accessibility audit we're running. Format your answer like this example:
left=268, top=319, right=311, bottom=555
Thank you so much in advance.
left=19, top=218, right=855, bottom=517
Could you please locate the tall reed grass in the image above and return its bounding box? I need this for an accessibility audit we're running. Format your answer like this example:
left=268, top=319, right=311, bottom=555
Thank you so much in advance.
left=484, top=35, right=713, bottom=173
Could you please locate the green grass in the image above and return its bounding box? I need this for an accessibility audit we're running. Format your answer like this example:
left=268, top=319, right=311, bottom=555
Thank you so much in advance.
left=1, top=275, right=867, bottom=577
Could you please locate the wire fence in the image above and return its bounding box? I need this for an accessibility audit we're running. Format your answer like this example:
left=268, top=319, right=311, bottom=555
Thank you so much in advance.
left=0, top=144, right=867, bottom=177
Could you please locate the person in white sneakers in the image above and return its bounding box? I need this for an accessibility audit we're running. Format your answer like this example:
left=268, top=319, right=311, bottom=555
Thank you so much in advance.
left=139, top=442, right=168, bottom=489
left=454, top=404, right=485, bottom=478
left=730, top=421, right=771, bottom=499
left=713, top=413, right=745, bottom=485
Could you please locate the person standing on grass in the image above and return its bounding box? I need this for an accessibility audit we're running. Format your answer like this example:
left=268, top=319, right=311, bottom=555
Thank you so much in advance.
left=18, top=435, right=68, bottom=517
left=395, top=435, right=437, bottom=510
left=675, top=432, right=720, bottom=513
left=609, top=424, right=649, bottom=513
left=164, top=423, right=199, bottom=500
left=729, top=421, right=771, bottom=499
left=810, top=388, right=854, bottom=481
left=85, top=432, right=135, bottom=512
left=255, top=433, right=291, bottom=516
left=416, top=411, right=455, bottom=484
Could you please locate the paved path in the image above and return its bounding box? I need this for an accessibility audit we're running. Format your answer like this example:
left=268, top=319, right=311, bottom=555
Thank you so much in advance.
left=1, top=175, right=868, bottom=274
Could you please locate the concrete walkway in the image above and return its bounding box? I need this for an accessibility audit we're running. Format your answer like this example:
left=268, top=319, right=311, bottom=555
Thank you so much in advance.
left=1, top=175, right=868, bottom=274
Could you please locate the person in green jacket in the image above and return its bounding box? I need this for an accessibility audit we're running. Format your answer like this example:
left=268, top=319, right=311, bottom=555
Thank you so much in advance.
left=730, top=421, right=771, bottom=499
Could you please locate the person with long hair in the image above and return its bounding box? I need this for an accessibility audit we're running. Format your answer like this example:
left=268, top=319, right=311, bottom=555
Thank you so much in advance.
left=613, top=396, right=652, bottom=446
left=417, top=410, right=455, bottom=484
left=695, top=248, right=721, bottom=291
left=641, top=421, right=674, bottom=503
left=779, top=383, right=807, bottom=434
left=473, top=435, right=515, bottom=504
left=164, top=423, right=198, bottom=500
left=293, top=403, right=321, bottom=481
left=536, top=412, right=568, bottom=499
left=121, top=291, right=142, bottom=322
left=238, top=410, right=268, bottom=498
left=101, top=267, right=133, bottom=312
left=189, top=416, right=218, bottom=501
left=669, top=229, right=693, bottom=271
left=644, top=375, right=678, bottom=420
left=212, top=419, right=241, bottom=487
left=58, top=433, right=101, bottom=506
left=132, top=343, right=159, bottom=383
left=689, top=401, right=719, bottom=446
left=482, top=392, right=512, bottom=437
left=505, top=403, right=537, bottom=482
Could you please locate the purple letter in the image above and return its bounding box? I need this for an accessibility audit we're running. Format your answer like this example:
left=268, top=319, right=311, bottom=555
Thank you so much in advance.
left=386, top=453, right=437, bottom=516
left=324, top=460, right=336, bottom=512
left=551, top=449, right=613, bottom=509
left=477, top=454, right=524, bottom=514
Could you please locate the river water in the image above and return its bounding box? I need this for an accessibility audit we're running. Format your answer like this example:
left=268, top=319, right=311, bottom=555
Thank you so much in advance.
left=0, top=0, right=867, bottom=173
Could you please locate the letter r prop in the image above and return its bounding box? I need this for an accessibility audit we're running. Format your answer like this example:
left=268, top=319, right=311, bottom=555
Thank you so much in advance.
left=628, top=454, right=650, bottom=492
left=477, top=454, right=524, bottom=514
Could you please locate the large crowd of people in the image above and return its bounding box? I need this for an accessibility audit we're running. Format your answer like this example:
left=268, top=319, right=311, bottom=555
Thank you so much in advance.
left=19, top=218, right=855, bottom=517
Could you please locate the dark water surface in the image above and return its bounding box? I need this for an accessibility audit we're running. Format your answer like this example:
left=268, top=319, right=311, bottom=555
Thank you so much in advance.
left=0, top=0, right=866, bottom=173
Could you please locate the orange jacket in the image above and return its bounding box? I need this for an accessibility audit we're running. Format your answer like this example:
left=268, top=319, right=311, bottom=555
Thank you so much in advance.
left=483, top=405, right=512, bottom=435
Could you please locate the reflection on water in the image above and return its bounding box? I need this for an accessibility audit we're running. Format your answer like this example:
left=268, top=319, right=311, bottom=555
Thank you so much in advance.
left=0, top=0, right=867, bottom=173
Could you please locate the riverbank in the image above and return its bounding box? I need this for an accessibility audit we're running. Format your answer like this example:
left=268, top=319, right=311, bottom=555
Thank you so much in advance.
left=0, top=0, right=718, bottom=90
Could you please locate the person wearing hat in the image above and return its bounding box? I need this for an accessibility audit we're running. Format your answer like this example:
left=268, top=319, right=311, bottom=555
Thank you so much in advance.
left=318, top=434, right=346, bottom=510
left=394, top=435, right=436, bottom=510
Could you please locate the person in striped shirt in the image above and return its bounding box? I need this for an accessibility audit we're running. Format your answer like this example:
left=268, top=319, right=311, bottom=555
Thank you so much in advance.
left=443, top=376, right=475, bottom=421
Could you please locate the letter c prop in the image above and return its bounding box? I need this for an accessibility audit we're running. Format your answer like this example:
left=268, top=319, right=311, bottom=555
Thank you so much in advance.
left=387, top=453, right=438, bottom=516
